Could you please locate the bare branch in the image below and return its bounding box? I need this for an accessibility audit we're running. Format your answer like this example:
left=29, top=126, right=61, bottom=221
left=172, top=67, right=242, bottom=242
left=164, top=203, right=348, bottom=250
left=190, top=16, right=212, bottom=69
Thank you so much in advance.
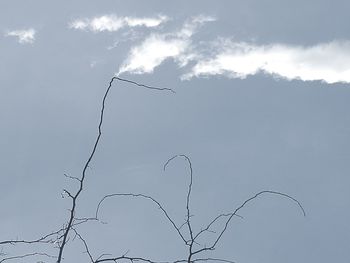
left=0, top=252, right=56, bottom=263
left=93, top=157, right=303, bottom=263
left=194, top=213, right=242, bottom=241
left=164, top=155, right=194, bottom=246
left=114, top=77, right=175, bottom=94
left=95, top=256, right=180, bottom=263
left=192, top=258, right=236, bottom=263
left=56, top=76, right=175, bottom=262
left=95, top=193, right=188, bottom=245
left=64, top=173, right=81, bottom=183
left=71, top=228, right=95, bottom=263
left=63, top=189, right=74, bottom=199
left=193, top=190, right=305, bottom=255
left=0, top=228, right=64, bottom=245
left=164, top=155, right=204, bottom=262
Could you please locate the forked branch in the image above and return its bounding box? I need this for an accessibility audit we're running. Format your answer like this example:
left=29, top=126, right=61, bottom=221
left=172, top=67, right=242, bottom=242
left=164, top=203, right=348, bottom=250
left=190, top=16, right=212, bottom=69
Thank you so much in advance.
left=96, top=156, right=305, bottom=263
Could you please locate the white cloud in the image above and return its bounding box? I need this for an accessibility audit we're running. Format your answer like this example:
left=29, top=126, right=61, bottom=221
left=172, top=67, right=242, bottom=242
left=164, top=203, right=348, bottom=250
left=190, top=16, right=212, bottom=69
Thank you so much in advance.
left=118, top=35, right=189, bottom=74
left=118, top=15, right=215, bottom=75
left=6, top=29, right=36, bottom=44
left=184, top=40, right=350, bottom=84
left=177, top=14, right=216, bottom=38
left=124, top=15, right=168, bottom=27
left=69, top=14, right=167, bottom=32
left=107, top=30, right=144, bottom=50
left=117, top=14, right=350, bottom=85
left=70, top=13, right=350, bottom=85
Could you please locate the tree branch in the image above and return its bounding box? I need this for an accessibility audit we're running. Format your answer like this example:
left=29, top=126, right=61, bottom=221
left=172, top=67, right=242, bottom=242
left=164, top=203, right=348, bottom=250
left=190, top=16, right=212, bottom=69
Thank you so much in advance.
left=56, top=76, right=175, bottom=262
left=0, top=252, right=56, bottom=263
left=192, top=190, right=305, bottom=256
left=95, top=193, right=188, bottom=245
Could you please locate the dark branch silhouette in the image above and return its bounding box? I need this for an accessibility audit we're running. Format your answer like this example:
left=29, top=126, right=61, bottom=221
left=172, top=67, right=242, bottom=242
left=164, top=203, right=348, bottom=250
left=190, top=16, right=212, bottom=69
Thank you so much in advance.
left=114, top=77, right=176, bottom=94
left=56, top=76, right=174, bottom=263
left=0, top=228, right=62, bottom=245
left=0, top=74, right=304, bottom=263
left=95, top=155, right=305, bottom=263
left=96, top=193, right=188, bottom=244
left=164, top=155, right=194, bottom=246
left=0, top=76, right=174, bottom=263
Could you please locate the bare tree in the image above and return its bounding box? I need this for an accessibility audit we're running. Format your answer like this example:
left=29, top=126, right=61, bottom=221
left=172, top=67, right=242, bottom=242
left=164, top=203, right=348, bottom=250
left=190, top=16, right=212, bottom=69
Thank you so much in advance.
left=0, top=76, right=304, bottom=263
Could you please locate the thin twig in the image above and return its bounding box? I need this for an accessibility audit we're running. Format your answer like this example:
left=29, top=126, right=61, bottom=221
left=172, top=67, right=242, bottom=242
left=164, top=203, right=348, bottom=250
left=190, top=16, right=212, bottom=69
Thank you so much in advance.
left=0, top=252, right=56, bottom=263
left=95, top=193, right=187, bottom=245
left=164, top=155, right=195, bottom=261
left=192, top=190, right=305, bottom=256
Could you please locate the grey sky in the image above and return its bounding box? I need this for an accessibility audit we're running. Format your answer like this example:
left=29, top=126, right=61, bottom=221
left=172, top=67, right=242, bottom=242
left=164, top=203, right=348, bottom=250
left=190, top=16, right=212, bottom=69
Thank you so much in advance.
left=1, top=0, right=350, bottom=262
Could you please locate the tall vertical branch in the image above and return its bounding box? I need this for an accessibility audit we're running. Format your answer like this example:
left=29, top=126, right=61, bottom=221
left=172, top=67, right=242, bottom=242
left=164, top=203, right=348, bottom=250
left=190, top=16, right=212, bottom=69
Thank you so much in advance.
left=164, top=155, right=194, bottom=263
left=56, top=76, right=175, bottom=263
left=0, top=76, right=174, bottom=263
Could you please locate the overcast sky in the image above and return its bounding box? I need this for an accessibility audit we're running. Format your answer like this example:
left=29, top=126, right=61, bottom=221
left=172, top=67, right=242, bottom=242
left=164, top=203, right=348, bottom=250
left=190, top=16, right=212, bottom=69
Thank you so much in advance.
left=1, top=1, right=350, bottom=262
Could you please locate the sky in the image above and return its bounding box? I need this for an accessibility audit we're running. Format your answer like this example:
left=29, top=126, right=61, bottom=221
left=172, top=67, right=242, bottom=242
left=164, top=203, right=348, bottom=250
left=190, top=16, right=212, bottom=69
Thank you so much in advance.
left=1, top=0, right=350, bottom=262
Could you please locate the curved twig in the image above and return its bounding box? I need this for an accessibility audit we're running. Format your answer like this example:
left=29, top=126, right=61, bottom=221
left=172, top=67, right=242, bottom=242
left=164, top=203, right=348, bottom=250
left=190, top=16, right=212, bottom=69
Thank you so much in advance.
left=192, top=190, right=305, bottom=256
left=95, top=193, right=187, bottom=245
left=194, top=213, right=243, bottom=241
left=164, top=155, right=194, bottom=243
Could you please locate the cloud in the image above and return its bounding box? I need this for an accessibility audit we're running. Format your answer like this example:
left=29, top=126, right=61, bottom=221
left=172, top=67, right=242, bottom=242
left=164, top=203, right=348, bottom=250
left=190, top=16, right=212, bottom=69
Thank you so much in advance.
left=118, top=15, right=215, bottom=75
left=118, top=35, right=189, bottom=74
left=5, top=29, right=36, bottom=44
left=176, top=14, right=216, bottom=38
left=124, top=16, right=168, bottom=27
left=118, top=15, right=350, bottom=84
left=184, top=40, right=350, bottom=84
left=70, top=13, right=350, bottom=84
left=69, top=14, right=168, bottom=32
